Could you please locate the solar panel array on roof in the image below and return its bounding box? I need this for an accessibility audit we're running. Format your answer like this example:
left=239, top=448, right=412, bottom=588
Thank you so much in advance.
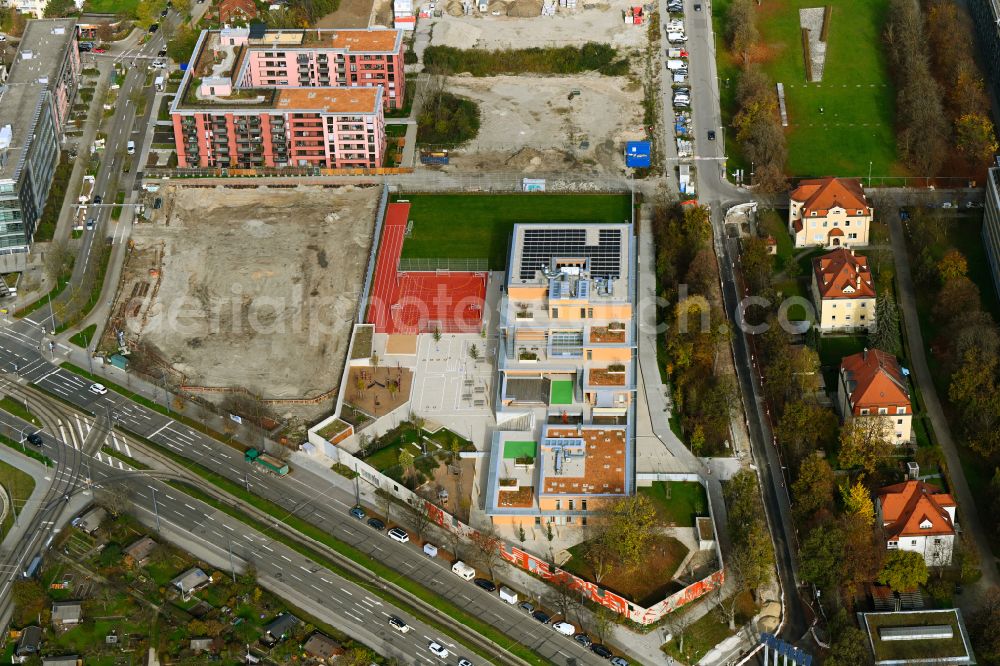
left=519, top=228, right=623, bottom=281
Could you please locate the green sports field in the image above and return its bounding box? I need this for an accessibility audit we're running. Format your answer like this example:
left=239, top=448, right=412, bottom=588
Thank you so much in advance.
left=550, top=380, right=574, bottom=405
left=396, top=193, right=632, bottom=270
left=714, top=0, right=900, bottom=178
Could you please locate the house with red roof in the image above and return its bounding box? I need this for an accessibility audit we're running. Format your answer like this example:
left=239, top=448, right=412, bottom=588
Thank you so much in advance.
left=218, top=0, right=258, bottom=24
left=876, top=480, right=957, bottom=565
left=811, top=248, right=877, bottom=332
left=789, top=177, right=873, bottom=248
left=838, top=348, right=912, bottom=442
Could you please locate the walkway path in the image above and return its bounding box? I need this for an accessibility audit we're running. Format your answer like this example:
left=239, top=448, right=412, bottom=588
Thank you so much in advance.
left=887, top=211, right=1000, bottom=590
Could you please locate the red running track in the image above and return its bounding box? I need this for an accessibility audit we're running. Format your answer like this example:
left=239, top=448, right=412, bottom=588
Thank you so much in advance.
left=367, top=202, right=487, bottom=335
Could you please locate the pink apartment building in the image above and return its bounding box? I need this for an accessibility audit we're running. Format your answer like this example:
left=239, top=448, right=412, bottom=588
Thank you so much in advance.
left=171, top=28, right=395, bottom=169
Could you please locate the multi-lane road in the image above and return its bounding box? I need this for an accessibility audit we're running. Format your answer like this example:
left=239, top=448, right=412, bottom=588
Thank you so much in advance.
left=0, top=336, right=609, bottom=665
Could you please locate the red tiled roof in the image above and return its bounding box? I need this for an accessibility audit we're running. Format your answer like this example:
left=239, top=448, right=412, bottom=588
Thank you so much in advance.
left=841, top=348, right=911, bottom=414
left=877, top=480, right=956, bottom=539
left=791, top=177, right=870, bottom=217
left=813, top=248, right=876, bottom=299
left=219, top=0, right=257, bottom=22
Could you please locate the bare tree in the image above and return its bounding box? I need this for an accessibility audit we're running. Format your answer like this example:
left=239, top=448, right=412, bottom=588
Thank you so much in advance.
left=376, top=488, right=393, bottom=523
left=44, top=240, right=73, bottom=285
left=470, top=524, right=504, bottom=581
left=95, top=484, right=132, bottom=518
left=664, top=609, right=696, bottom=657
left=404, top=496, right=433, bottom=542
left=545, top=576, right=581, bottom=624
left=591, top=606, right=616, bottom=645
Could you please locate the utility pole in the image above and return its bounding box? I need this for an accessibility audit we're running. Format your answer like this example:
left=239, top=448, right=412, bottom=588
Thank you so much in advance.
left=151, top=487, right=160, bottom=532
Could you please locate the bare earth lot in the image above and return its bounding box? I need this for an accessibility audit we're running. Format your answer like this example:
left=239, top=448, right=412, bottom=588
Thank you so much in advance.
left=115, top=185, right=379, bottom=402
left=316, top=0, right=376, bottom=27
left=443, top=74, right=644, bottom=172
left=427, top=2, right=647, bottom=49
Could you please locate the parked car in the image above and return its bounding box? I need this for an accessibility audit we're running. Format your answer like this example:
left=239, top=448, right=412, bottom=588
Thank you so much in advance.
left=26, top=432, right=43, bottom=447
left=388, top=527, right=410, bottom=543
left=694, top=2, right=702, bottom=9
left=574, top=633, right=593, bottom=648
left=518, top=601, right=534, bottom=614
left=349, top=506, right=365, bottom=520
left=367, top=517, right=385, bottom=531
left=458, top=660, right=473, bottom=666
left=591, top=644, right=613, bottom=658
left=428, top=641, right=449, bottom=658
left=611, top=658, right=630, bottom=666
left=668, top=32, right=688, bottom=43
left=89, top=383, right=108, bottom=395
left=473, top=578, right=496, bottom=592
left=158, top=48, right=167, bottom=57
left=148, top=23, right=159, bottom=32
left=86, top=218, right=95, bottom=230
left=93, top=195, right=102, bottom=204
left=552, top=621, right=575, bottom=636
left=388, top=616, right=410, bottom=633
left=531, top=610, right=551, bottom=624
left=707, top=130, right=717, bottom=140
left=93, top=47, right=106, bottom=53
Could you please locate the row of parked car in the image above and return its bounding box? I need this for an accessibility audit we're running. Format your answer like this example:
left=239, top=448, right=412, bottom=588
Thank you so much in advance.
left=349, top=503, right=631, bottom=663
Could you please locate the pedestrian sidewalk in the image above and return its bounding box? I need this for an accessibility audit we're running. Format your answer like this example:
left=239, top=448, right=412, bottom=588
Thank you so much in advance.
left=0, top=444, right=51, bottom=552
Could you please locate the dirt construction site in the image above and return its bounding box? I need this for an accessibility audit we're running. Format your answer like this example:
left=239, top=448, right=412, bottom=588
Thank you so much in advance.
left=425, top=0, right=648, bottom=49
left=103, top=185, right=380, bottom=412
left=442, top=74, right=645, bottom=172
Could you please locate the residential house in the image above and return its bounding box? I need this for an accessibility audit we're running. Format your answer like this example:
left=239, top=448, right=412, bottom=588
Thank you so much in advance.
left=74, top=506, right=107, bottom=535
left=876, top=480, right=957, bottom=566
left=838, top=348, right=912, bottom=443
left=190, top=638, right=215, bottom=653
left=789, top=176, right=873, bottom=248
left=811, top=248, right=876, bottom=332
left=123, top=536, right=157, bottom=566
left=41, top=657, right=82, bottom=666
left=51, top=601, right=83, bottom=627
left=170, top=567, right=210, bottom=597
left=261, top=613, right=299, bottom=643
left=218, top=0, right=258, bottom=23
left=14, top=625, right=41, bottom=662
left=303, top=632, right=344, bottom=662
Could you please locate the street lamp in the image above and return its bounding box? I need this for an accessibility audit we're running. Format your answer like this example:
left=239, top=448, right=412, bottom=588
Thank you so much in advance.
left=868, top=160, right=873, bottom=187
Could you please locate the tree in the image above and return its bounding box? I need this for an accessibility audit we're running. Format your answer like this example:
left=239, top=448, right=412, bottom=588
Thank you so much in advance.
left=96, top=484, right=132, bottom=518
left=341, top=647, right=380, bottom=666
left=167, top=25, right=201, bottom=65
left=933, top=276, right=982, bottom=325
left=397, top=449, right=415, bottom=480
left=583, top=537, right=616, bottom=584
left=135, top=0, right=162, bottom=27
left=838, top=416, right=894, bottom=475
left=597, top=495, right=658, bottom=571
left=869, top=293, right=902, bottom=356
left=840, top=481, right=875, bottom=525
left=724, top=470, right=774, bottom=591
left=798, top=524, right=845, bottom=591
left=664, top=608, right=696, bottom=657
left=839, top=515, right=884, bottom=594
left=11, top=580, right=46, bottom=626
left=592, top=606, right=616, bottom=645
left=955, top=113, right=999, bottom=166
left=43, top=0, right=77, bottom=17
left=404, top=496, right=432, bottom=541
left=741, top=236, right=774, bottom=294
left=172, top=0, right=192, bottom=14
left=776, top=403, right=837, bottom=469
left=546, top=576, right=581, bottom=623
left=468, top=344, right=480, bottom=362
left=791, top=453, right=835, bottom=524
left=877, top=549, right=929, bottom=592
left=44, top=239, right=74, bottom=286
left=968, top=587, right=1000, bottom=664
left=469, top=525, right=504, bottom=581
left=937, top=249, right=969, bottom=283
left=826, top=623, right=874, bottom=665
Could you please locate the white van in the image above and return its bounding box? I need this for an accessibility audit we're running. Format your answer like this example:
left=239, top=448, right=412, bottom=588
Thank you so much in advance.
left=668, top=32, right=687, bottom=43
left=451, top=561, right=475, bottom=581
left=499, top=586, right=518, bottom=604
left=423, top=542, right=439, bottom=558
left=127, top=140, right=135, bottom=155
left=666, top=59, right=686, bottom=70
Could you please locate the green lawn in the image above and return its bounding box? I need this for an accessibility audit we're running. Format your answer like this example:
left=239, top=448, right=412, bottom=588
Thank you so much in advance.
left=396, top=194, right=632, bottom=269
left=83, top=0, right=141, bottom=16
left=0, top=396, right=40, bottom=426
left=549, top=380, right=574, bottom=406
left=639, top=481, right=708, bottom=528
left=661, top=602, right=735, bottom=663
left=713, top=0, right=899, bottom=178
left=69, top=324, right=98, bottom=349
left=0, top=459, right=35, bottom=540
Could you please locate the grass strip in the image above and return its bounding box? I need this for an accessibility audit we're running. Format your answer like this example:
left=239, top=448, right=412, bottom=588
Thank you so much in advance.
left=0, top=397, right=41, bottom=426
left=100, top=445, right=150, bottom=470
left=0, top=458, right=36, bottom=541
left=69, top=324, right=98, bottom=349
left=55, top=246, right=112, bottom=333
left=59, top=363, right=234, bottom=444
left=147, top=453, right=541, bottom=664
left=0, top=433, right=53, bottom=466
left=165, top=479, right=536, bottom=665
